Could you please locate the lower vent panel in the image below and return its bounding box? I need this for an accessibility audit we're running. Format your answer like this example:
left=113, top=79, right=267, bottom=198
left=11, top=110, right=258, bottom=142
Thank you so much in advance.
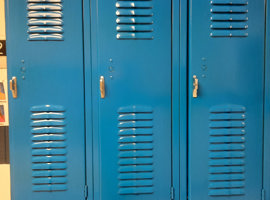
left=31, top=105, right=67, bottom=192
left=117, top=106, right=154, bottom=195
left=209, top=105, right=246, bottom=197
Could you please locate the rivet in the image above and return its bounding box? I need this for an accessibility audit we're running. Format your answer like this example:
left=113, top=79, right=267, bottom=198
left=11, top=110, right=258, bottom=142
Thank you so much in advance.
left=202, top=65, right=207, bottom=71
left=21, top=67, right=26, bottom=72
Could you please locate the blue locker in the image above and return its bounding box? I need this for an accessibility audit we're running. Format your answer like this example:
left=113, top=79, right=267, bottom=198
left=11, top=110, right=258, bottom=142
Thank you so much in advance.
left=4, top=0, right=270, bottom=199
left=89, top=0, right=172, bottom=199
left=5, top=0, right=86, bottom=199
left=189, top=0, right=265, bottom=199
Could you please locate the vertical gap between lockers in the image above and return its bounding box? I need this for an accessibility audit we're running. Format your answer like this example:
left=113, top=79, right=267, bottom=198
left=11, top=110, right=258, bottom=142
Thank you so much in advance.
left=262, top=0, right=268, bottom=196
left=82, top=0, right=88, bottom=198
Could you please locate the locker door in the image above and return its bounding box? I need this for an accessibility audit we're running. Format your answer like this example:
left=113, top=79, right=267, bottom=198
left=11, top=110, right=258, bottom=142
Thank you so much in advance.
left=188, top=0, right=265, bottom=200
left=6, top=0, right=85, bottom=199
left=90, top=0, right=172, bottom=199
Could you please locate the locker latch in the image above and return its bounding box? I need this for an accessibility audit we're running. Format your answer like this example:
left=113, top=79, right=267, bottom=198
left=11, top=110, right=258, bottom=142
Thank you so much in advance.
left=100, top=76, right=105, bottom=99
left=193, top=75, right=199, bottom=98
left=9, top=76, right=18, bottom=99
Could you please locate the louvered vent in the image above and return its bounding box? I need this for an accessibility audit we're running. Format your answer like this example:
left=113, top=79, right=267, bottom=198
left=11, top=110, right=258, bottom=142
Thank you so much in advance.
left=209, top=105, right=246, bottom=197
left=117, top=106, right=154, bottom=195
left=210, top=0, right=248, bottom=37
left=31, top=105, right=67, bottom=192
left=27, top=0, right=64, bottom=41
left=116, top=1, right=154, bottom=40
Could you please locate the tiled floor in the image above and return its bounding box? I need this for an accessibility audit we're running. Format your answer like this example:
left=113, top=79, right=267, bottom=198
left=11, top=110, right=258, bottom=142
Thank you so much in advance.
left=0, top=164, right=10, bottom=200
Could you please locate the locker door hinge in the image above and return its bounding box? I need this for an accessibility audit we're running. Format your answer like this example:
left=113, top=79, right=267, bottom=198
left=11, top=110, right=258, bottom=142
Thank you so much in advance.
left=262, top=188, right=265, bottom=200
left=170, top=186, right=175, bottom=200
left=84, top=185, right=89, bottom=199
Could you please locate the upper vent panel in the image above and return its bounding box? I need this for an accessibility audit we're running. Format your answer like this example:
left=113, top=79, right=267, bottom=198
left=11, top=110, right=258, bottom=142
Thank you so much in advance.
left=27, top=0, right=64, bottom=41
left=210, top=0, right=248, bottom=38
left=115, top=0, right=154, bottom=40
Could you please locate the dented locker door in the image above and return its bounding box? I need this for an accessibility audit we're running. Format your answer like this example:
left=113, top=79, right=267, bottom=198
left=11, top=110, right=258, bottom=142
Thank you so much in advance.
left=6, top=0, right=85, bottom=199
left=90, top=0, right=172, bottom=199
left=188, top=0, right=265, bottom=200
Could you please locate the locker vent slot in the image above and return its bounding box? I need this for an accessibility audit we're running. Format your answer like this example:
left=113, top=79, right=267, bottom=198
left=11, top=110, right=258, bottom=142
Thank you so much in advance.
left=209, top=105, right=246, bottom=197
left=31, top=105, right=67, bottom=192
left=210, top=0, right=248, bottom=37
left=117, top=106, right=154, bottom=195
left=27, top=0, right=64, bottom=41
left=115, top=0, right=154, bottom=40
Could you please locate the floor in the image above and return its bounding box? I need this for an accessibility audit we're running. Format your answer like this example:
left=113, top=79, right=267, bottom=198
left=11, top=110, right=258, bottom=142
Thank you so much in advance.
left=0, top=164, right=10, bottom=200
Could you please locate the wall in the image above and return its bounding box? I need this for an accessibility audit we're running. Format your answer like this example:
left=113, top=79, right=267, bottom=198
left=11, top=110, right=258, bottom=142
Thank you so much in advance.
left=0, top=0, right=10, bottom=199
left=0, top=0, right=6, bottom=67
left=0, top=164, right=10, bottom=200
left=0, top=0, right=8, bottom=126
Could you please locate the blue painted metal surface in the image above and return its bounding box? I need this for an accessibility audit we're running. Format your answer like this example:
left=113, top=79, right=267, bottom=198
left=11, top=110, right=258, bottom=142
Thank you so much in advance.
left=189, top=0, right=265, bottom=199
left=5, top=0, right=86, bottom=199
left=264, top=0, right=270, bottom=199
left=5, top=0, right=269, bottom=199
left=83, top=0, right=94, bottom=199
left=89, top=0, right=172, bottom=199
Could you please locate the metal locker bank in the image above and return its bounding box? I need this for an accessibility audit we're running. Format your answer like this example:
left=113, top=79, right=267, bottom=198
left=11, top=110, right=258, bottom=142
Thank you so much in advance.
left=3, top=0, right=270, bottom=200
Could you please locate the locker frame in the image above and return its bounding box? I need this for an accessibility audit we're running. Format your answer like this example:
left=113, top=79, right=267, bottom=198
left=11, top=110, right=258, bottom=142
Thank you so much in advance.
left=83, top=0, right=188, bottom=199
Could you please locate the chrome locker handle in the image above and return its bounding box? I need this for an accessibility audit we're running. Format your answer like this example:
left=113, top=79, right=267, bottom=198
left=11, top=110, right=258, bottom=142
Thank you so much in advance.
left=100, top=76, right=105, bottom=99
left=193, top=75, right=199, bottom=98
left=9, top=76, right=18, bottom=99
